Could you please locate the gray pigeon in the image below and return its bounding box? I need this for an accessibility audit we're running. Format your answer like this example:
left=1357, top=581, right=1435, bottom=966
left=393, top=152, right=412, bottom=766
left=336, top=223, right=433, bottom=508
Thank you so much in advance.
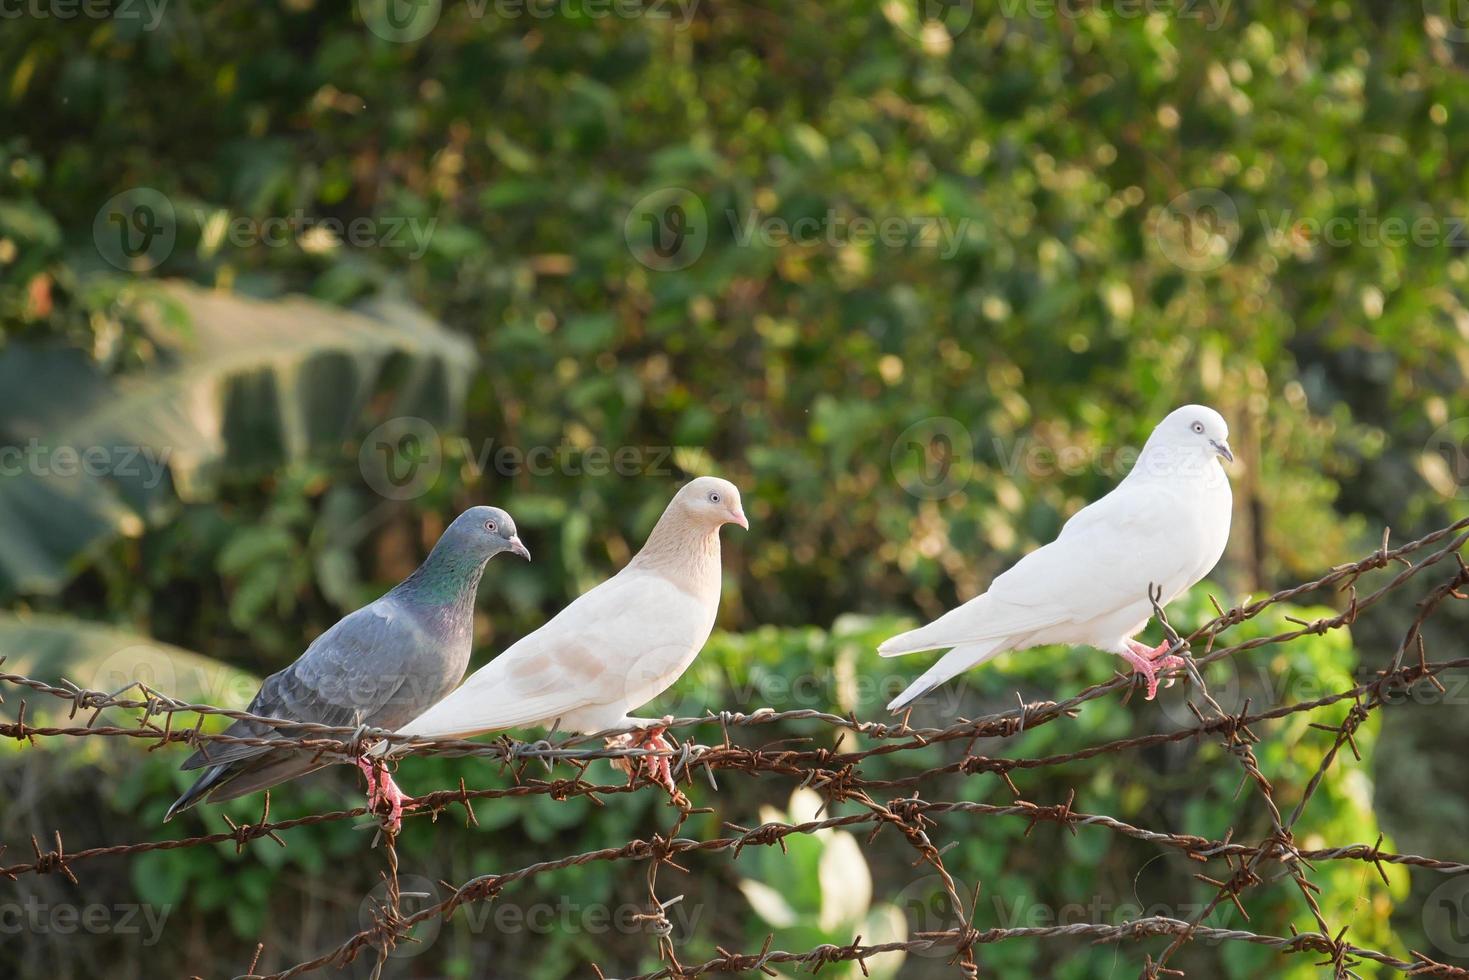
left=164, top=505, right=529, bottom=824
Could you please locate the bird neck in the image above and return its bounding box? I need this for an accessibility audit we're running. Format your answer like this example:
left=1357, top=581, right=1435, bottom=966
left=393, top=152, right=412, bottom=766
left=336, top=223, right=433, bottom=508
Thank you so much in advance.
left=1128, top=442, right=1219, bottom=485
left=396, top=543, right=489, bottom=609
left=629, top=508, right=722, bottom=586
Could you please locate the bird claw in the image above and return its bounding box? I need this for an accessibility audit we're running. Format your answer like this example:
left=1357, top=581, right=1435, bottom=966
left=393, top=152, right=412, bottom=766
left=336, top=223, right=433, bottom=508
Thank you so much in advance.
left=607, top=726, right=686, bottom=802
left=1122, top=639, right=1185, bottom=701
left=355, top=757, right=415, bottom=833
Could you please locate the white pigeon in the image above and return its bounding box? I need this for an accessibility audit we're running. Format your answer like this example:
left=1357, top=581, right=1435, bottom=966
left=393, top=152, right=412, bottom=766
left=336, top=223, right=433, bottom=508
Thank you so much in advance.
left=382, top=476, right=747, bottom=789
left=882, top=405, right=1234, bottom=712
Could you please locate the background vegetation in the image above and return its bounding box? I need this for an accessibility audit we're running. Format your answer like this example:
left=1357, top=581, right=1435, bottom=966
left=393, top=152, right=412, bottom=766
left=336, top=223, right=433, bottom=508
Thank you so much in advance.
left=3, top=0, right=1469, bottom=976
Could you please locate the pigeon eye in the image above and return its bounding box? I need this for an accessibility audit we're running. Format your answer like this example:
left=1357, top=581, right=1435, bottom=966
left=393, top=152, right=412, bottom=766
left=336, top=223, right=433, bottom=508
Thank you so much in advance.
left=1191, top=422, right=1204, bottom=434
left=484, top=520, right=497, bottom=532
left=708, top=492, right=720, bottom=503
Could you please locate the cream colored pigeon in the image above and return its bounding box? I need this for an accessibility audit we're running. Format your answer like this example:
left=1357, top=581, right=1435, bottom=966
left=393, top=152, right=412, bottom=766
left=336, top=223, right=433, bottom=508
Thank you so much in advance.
left=883, top=405, right=1233, bottom=712
left=382, top=476, right=747, bottom=790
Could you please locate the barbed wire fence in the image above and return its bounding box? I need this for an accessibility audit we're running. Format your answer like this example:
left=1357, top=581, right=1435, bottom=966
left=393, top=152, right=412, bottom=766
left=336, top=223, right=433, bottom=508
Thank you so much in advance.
left=3, top=516, right=1469, bottom=979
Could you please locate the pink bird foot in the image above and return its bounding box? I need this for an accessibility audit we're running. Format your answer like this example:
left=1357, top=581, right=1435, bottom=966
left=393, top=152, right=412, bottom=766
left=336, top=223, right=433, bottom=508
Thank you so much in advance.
left=1121, top=638, right=1186, bottom=701
left=610, top=726, right=684, bottom=800
left=356, top=757, right=416, bottom=833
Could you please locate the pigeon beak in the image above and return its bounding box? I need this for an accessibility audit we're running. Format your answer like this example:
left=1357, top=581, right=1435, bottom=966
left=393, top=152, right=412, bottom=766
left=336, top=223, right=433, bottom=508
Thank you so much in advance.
left=730, top=507, right=749, bottom=530
left=508, top=535, right=531, bottom=561
left=1212, top=440, right=1234, bottom=464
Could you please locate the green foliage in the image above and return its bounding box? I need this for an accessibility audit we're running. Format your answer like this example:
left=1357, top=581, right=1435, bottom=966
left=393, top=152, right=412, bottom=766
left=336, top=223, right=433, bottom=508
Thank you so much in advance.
left=4, top=2, right=1469, bottom=977
left=7, top=0, right=1469, bottom=634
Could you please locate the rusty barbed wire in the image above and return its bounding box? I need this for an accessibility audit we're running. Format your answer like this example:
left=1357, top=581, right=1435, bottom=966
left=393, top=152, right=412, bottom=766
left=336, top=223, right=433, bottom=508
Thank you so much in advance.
left=620, top=919, right=1469, bottom=980
left=2, top=516, right=1468, bottom=978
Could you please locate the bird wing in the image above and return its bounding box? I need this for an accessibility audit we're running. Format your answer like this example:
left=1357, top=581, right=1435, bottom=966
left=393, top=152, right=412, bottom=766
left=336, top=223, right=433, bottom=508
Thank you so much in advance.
left=393, top=569, right=711, bottom=740
left=180, top=597, right=426, bottom=770
left=879, top=482, right=1197, bottom=656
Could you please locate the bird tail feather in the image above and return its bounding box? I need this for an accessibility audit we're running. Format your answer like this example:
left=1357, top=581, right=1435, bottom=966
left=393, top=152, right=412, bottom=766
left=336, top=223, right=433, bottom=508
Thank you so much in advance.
left=878, top=600, right=995, bottom=657
left=197, top=757, right=330, bottom=806
left=878, top=625, right=950, bottom=658
left=164, top=756, right=331, bottom=821
left=886, top=639, right=1009, bottom=713
left=164, top=764, right=232, bottom=822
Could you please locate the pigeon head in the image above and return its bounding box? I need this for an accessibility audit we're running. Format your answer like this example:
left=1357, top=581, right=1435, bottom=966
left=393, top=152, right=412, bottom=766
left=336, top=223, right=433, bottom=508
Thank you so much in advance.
left=672, top=476, right=748, bottom=530
left=1145, top=405, right=1233, bottom=468
left=1165, top=405, right=1232, bottom=463
left=439, top=505, right=531, bottom=561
